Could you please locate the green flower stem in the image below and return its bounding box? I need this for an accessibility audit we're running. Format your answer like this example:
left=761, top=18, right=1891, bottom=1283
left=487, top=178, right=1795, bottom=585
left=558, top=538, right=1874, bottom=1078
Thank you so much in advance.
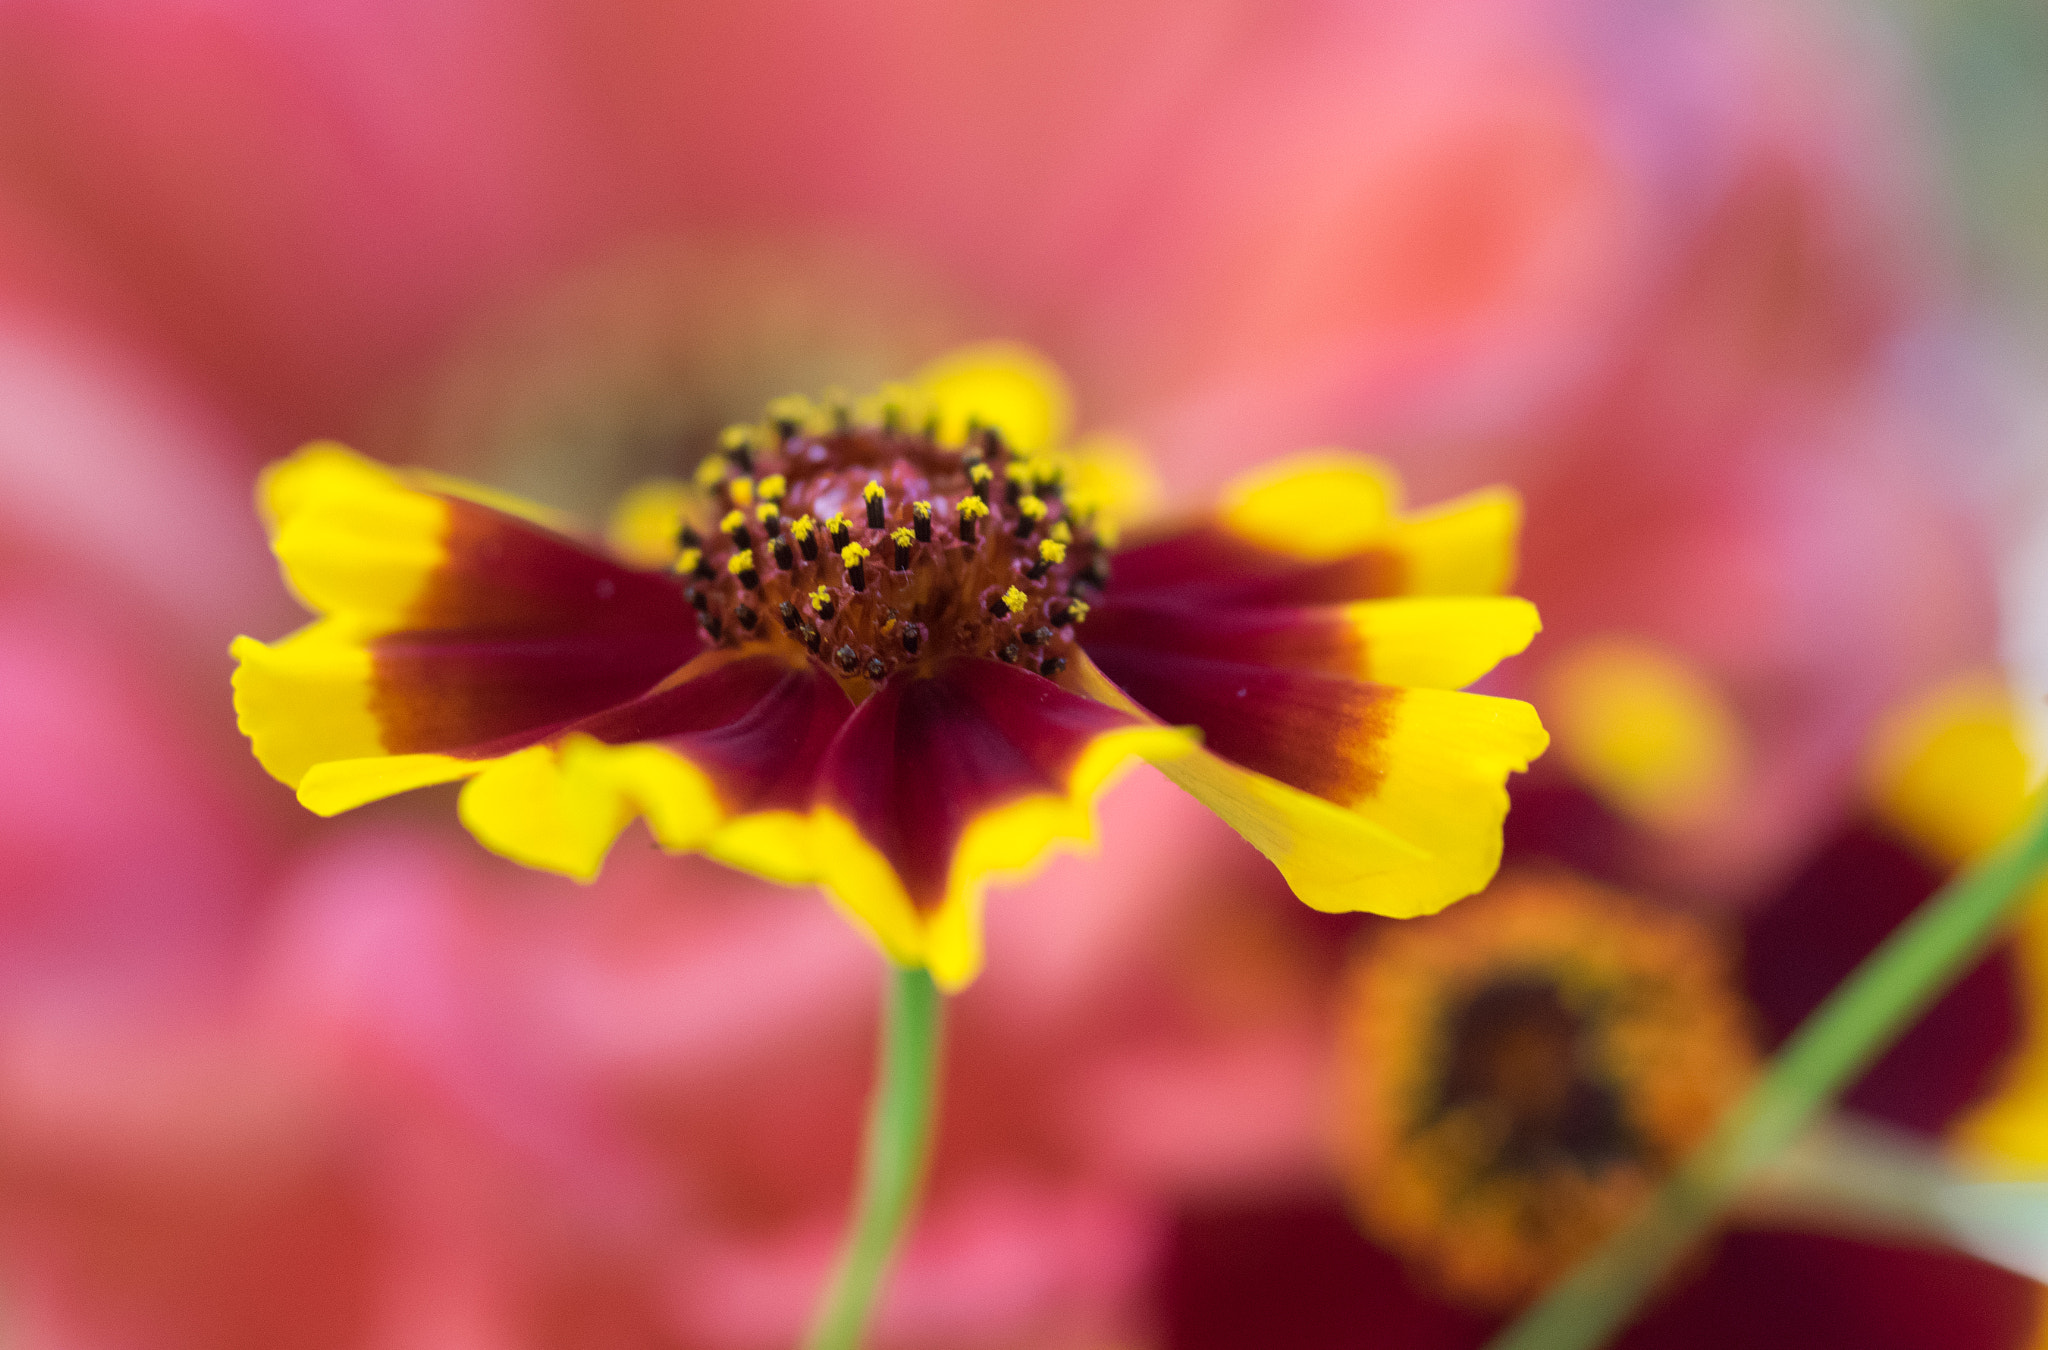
left=804, top=965, right=945, bottom=1350
left=1489, top=790, right=2048, bottom=1350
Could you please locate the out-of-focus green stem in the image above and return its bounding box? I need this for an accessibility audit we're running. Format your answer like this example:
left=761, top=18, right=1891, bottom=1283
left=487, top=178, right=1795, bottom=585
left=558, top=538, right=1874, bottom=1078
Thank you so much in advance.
left=803, top=965, right=945, bottom=1350
left=1488, top=791, right=2048, bottom=1350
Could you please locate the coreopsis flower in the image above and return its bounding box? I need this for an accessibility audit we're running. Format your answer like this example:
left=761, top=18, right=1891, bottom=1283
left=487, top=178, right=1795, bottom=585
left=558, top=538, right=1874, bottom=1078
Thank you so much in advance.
left=1158, top=676, right=2044, bottom=1348
left=1333, top=873, right=1758, bottom=1311
left=232, top=349, right=1547, bottom=988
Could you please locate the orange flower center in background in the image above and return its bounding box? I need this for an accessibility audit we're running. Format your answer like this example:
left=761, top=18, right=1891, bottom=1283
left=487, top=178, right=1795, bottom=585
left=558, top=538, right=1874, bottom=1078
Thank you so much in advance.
left=1334, top=872, right=1757, bottom=1311
left=679, top=416, right=1107, bottom=690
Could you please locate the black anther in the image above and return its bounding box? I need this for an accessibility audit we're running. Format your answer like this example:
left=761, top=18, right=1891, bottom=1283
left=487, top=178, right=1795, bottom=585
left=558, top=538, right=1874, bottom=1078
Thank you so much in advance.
left=1038, top=656, right=1066, bottom=678
left=866, top=493, right=887, bottom=529
left=865, top=657, right=887, bottom=681
left=778, top=602, right=800, bottom=631
left=835, top=645, right=859, bottom=674
left=802, top=625, right=822, bottom=653
left=998, top=643, right=1020, bottom=664
left=735, top=603, right=758, bottom=631
left=901, top=627, right=922, bottom=655
left=686, top=588, right=709, bottom=613
left=772, top=538, right=793, bottom=571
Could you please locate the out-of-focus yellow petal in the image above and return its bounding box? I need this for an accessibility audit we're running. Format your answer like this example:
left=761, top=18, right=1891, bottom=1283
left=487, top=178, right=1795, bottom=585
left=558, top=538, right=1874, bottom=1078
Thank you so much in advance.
left=1349, top=596, right=1542, bottom=689
left=1870, top=675, right=2048, bottom=1172
left=1062, top=432, right=1162, bottom=538
left=1956, top=895, right=2048, bottom=1170
left=915, top=341, right=1072, bottom=454
left=1540, top=636, right=1745, bottom=834
left=605, top=478, right=696, bottom=568
left=1378, top=486, right=1522, bottom=595
left=261, top=443, right=448, bottom=627
left=413, top=468, right=579, bottom=534
left=230, top=625, right=384, bottom=787
left=1865, top=672, right=2034, bottom=868
left=1218, top=452, right=1401, bottom=561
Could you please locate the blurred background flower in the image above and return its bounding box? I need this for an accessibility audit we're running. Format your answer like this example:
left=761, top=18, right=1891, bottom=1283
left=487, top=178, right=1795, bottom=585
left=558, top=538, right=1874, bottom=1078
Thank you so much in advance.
left=0, top=0, right=2040, bottom=1345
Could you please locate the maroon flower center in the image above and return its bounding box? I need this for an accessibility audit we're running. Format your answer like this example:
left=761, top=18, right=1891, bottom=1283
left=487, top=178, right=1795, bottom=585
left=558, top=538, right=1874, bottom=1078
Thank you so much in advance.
left=676, top=421, right=1109, bottom=690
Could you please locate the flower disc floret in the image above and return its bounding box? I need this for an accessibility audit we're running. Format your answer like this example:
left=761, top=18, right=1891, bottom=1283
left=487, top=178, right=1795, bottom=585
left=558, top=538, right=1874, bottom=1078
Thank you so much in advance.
left=679, top=418, right=1109, bottom=689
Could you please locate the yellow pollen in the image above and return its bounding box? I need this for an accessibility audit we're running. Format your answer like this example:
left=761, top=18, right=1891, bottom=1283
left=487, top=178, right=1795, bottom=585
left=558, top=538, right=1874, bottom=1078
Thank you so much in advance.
left=789, top=514, right=816, bottom=541
left=728, top=478, right=755, bottom=508
left=841, top=542, right=871, bottom=567
left=863, top=480, right=885, bottom=503
left=1051, top=521, right=1072, bottom=544
left=1002, top=585, right=1027, bottom=613
left=1037, top=539, right=1067, bottom=564
left=756, top=502, right=781, bottom=523
left=957, top=495, right=989, bottom=520
left=727, top=550, right=755, bottom=576
left=719, top=509, right=746, bottom=533
left=719, top=424, right=755, bottom=452
left=675, top=547, right=703, bottom=575
left=694, top=456, right=727, bottom=488
left=809, top=585, right=832, bottom=608
left=757, top=474, right=787, bottom=501
left=969, top=464, right=993, bottom=488
left=1017, top=495, right=1047, bottom=520
left=827, top=512, right=851, bottom=535
left=890, top=527, right=915, bottom=547
left=912, top=501, right=932, bottom=520
left=1063, top=600, right=1090, bottom=624
left=1031, top=460, right=1061, bottom=487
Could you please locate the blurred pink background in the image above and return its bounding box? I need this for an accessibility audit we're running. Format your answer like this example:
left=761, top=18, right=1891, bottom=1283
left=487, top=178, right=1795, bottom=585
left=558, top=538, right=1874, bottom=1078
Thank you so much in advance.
left=0, top=0, right=2037, bottom=1345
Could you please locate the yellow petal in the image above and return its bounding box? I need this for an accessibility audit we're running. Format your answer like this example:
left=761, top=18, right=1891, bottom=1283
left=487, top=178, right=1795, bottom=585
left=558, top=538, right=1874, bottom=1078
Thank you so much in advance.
left=1077, top=656, right=1545, bottom=919
left=298, top=753, right=482, bottom=814
left=230, top=624, right=385, bottom=787
left=1378, top=485, right=1522, bottom=595
left=1864, top=672, right=2035, bottom=868
left=915, top=341, right=1073, bottom=454
left=1062, top=432, right=1162, bottom=538
left=1541, top=636, right=1746, bottom=834
left=456, top=734, right=723, bottom=883
left=262, top=443, right=448, bottom=627
left=605, top=478, right=697, bottom=568
left=802, top=724, right=1194, bottom=991
left=1218, top=451, right=1401, bottom=561
left=1348, top=596, right=1542, bottom=689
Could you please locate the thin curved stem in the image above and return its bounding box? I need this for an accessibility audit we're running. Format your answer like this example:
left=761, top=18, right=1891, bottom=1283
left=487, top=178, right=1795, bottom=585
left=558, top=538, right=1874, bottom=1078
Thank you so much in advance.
left=804, top=965, right=945, bottom=1350
left=1487, top=790, right=2048, bottom=1350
